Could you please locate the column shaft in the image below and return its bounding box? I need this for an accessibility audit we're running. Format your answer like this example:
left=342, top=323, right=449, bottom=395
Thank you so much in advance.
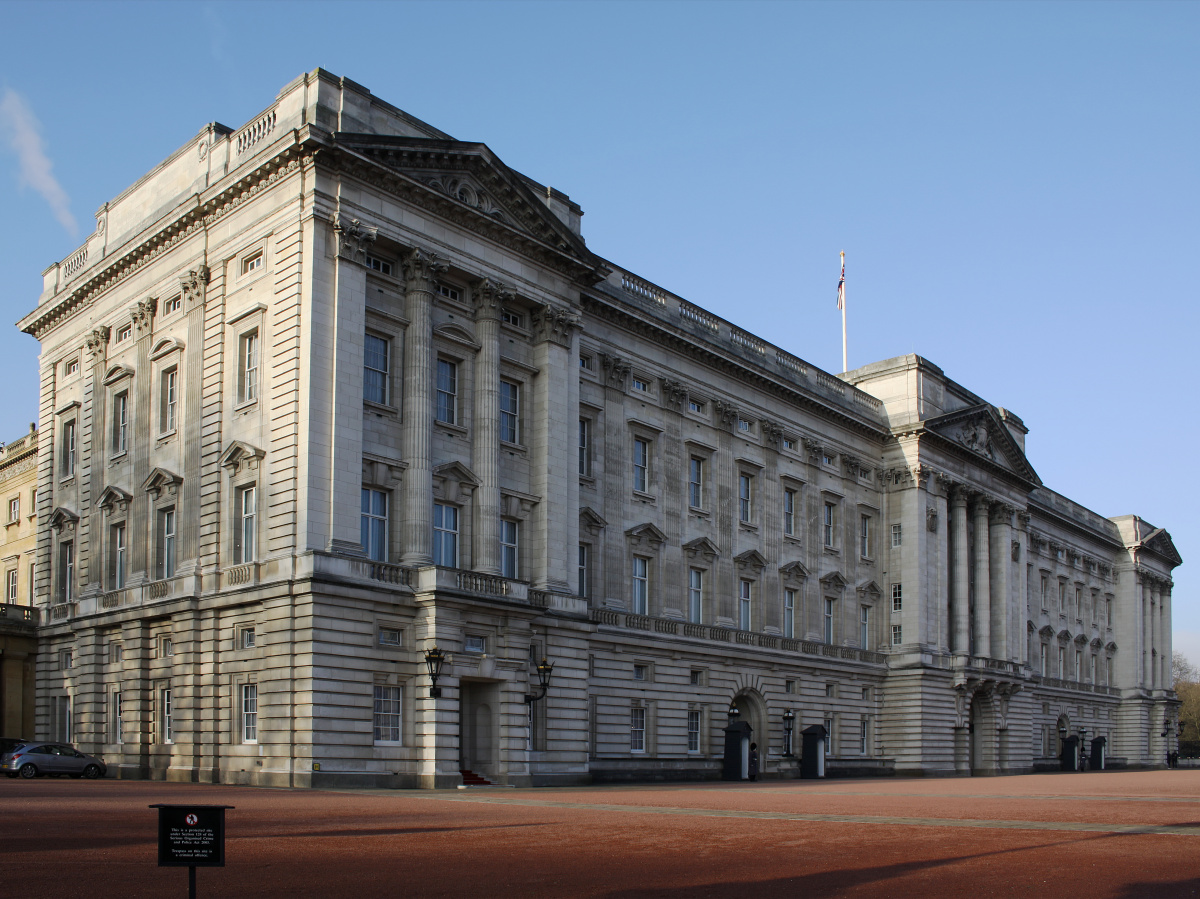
left=1142, top=577, right=1153, bottom=688
left=972, top=497, right=991, bottom=657
left=471, top=280, right=503, bottom=575
left=989, top=506, right=1011, bottom=660
left=950, top=488, right=970, bottom=653
left=1152, top=583, right=1162, bottom=690
left=400, top=249, right=445, bottom=566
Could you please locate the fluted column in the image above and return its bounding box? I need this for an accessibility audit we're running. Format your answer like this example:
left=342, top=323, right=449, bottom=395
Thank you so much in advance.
left=1163, top=585, right=1173, bottom=690
left=1141, top=575, right=1153, bottom=688
left=1152, top=580, right=1162, bottom=690
left=972, top=495, right=991, bottom=657
left=950, top=487, right=970, bottom=653
left=471, top=278, right=504, bottom=575
left=989, top=504, right=1012, bottom=660
left=400, top=248, right=447, bottom=567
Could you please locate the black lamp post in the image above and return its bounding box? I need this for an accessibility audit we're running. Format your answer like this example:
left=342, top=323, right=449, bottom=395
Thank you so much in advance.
left=424, top=646, right=447, bottom=698
left=782, top=709, right=796, bottom=757
left=728, top=706, right=740, bottom=726
left=524, top=657, right=554, bottom=704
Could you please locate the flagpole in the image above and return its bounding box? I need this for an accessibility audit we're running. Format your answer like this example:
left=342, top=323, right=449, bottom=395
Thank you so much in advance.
left=840, top=251, right=847, bottom=374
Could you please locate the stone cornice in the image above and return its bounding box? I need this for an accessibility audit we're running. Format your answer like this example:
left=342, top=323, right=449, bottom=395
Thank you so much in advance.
left=21, top=143, right=310, bottom=341
left=579, top=292, right=888, bottom=440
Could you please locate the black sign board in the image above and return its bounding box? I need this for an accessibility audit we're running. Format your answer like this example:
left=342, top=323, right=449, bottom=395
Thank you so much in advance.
left=150, top=805, right=233, bottom=868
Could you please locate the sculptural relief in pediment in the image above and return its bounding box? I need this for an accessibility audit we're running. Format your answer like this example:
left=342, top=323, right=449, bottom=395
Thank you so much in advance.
left=925, top=404, right=1040, bottom=485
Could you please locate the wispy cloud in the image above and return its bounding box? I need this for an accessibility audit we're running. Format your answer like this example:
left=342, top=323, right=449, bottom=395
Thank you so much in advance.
left=0, top=88, right=78, bottom=239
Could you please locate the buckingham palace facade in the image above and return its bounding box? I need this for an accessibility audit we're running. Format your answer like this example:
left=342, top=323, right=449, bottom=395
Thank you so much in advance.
left=18, top=69, right=1181, bottom=787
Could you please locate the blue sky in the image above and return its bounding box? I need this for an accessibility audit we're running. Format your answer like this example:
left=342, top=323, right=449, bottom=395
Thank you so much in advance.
left=1, top=1, right=1197, bottom=651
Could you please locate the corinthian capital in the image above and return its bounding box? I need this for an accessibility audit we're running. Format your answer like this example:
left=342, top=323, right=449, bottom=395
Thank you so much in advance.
left=472, top=277, right=511, bottom=321
left=401, top=247, right=448, bottom=293
left=85, top=327, right=111, bottom=361
left=531, top=303, right=581, bottom=346
left=336, top=217, right=377, bottom=263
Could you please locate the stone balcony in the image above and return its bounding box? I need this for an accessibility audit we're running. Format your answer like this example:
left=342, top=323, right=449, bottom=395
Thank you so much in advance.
left=589, top=608, right=888, bottom=666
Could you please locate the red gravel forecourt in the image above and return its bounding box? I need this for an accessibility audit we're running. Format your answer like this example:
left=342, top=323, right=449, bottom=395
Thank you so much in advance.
left=4, top=770, right=1199, bottom=898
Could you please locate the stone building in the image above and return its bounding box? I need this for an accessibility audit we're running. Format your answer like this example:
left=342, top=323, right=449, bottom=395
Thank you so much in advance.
left=1, top=424, right=39, bottom=737
left=18, top=69, right=1180, bottom=786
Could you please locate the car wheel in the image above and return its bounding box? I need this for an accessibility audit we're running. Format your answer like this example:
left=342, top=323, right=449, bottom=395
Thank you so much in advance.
left=18, top=764, right=38, bottom=779
left=83, top=765, right=101, bottom=779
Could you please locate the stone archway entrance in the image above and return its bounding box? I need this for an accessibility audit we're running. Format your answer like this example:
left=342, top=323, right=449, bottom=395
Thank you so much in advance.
left=730, top=690, right=768, bottom=778
left=459, top=681, right=500, bottom=780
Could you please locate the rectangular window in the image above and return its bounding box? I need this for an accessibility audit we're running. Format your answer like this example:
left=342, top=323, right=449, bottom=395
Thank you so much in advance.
left=784, top=589, right=796, bottom=639
left=437, top=284, right=460, bottom=302
left=632, top=377, right=649, bottom=393
left=824, top=717, right=833, bottom=756
left=737, top=418, right=752, bottom=433
left=160, top=688, right=173, bottom=744
left=241, top=627, right=256, bottom=649
left=739, top=579, right=752, bottom=631
left=465, top=635, right=486, bottom=653
left=373, top=685, right=402, bottom=743
left=824, top=598, right=834, bottom=644
left=1040, top=576, right=1049, bottom=609
left=860, top=515, right=871, bottom=558
left=633, top=437, right=649, bottom=493
left=578, top=544, right=590, bottom=598
left=234, top=486, right=256, bottom=563
left=112, top=391, right=128, bottom=455
left=738, top=474, right=752, bottom=523
left=364, top=254, right=392, bottom=276
left=1106, top=597, right=1112, bottom=626
left=689, top=568, right=704, bottom=624
left=578, top=419, right=592, bottom=476
left=7, top=496, right=17, bottom=522
left=116, top=323, right=133, bottom=342
left=500, top=308, right=523, bottom=328
left=433, top=503, right=459, bottom=567
left=361, top=489, right=388, bottom=562
left=1040, top=643, right=1047, bottom=674
left=1059, top=582, right=1066, bottom=610
left=633, top=664, right=647, bottom=681
left=1058, top=645, right=1065, bottom=677
left=160, top=637, right=174, bottom=658
left=500, top=380, right=520, bottom=443
left=891, top=583, right=902, bottom=612
left=5, top=569, right=16, bottom=603
left=689, top=400, right=705, bottom=414
left=823, top=503, right=835, bottom=547
left=1075, top=587, right=1082, bottom=618
left=111, top=691, right=123, bottom=745
left=163, top=295, right=182, bottom=315
left=160, top=367, right=178, bottom=433
left=156, top=507, right=176, bottom=579
left=688, top=457, right=704, bottom=508
left=111, top=523, right=126, bottom=590
left=631, top=556, right=649, bottom=615
left=378, top=627, right=402, bottom=647
left=891, top=524, right=902, bottom=547
left=27, top=563, right=34, bottom=604
left=783, top=488, right=797, bottom=536
left=687, top=709, right=701, bottom=753
left=500, top=519, right=519, bottom=579
left=892, top=624, right=903, bottom=645
left=579, top=354, right=592, bottom=370
left=859, top=718, right=868, bottom=755
left=241, top=250, right=263, bottom=275
left=241, top=684, right=258, bottom=743
left=363, top=333, right=390, bottom=405
left=860, top=606, right=870, bottom=649
left=1090, top=654, right=1097, bottom=684
left=630, top=706, right=646, bottom=753
left=436, top=359, right=458, bottom=424
left=64, top=358, right=79, bottom=377
left=62, top=420, right=76, bottom=477
left=238, top=330, right=259, bottom=404
left=59, top=541, right=74, bottom=603
left=1075, top=650, right=1082, bottom=680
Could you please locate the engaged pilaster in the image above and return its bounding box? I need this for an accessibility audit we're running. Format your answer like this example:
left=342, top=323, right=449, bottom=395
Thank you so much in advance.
left=400, top=247, right=447, bottom=567
left=1141, top=574, right=1153, bottom=688
left=989, top=503, right=1013, bottom=660
left=972, top=495, right=991, bottom=657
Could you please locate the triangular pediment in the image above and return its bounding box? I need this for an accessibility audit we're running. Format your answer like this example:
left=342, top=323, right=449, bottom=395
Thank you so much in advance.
left=1039, top=625, right=1056, bottom=638
left=332, top=135, right=602, bottom=279
left=579, top=506, right=607, bottom=535
left=219, top=441, right=266, bottom=471
left=143, top=467, right=183, bottom=497
left=779, top=560, right=810, bottom=581
left=925, top=404, right=1040, bottom=484
left=1140, top=527, right=1183, bottom=567
left=856, top=579, right=883, bottom=598
left=48, top=506, right=78, bottom=531
left=734, top=549, right=767, bottom=571
left=820, top=571, right=849, bottom=590
left=432, top=461, right=479, bottom=487
left=96, top=485, right=133, bottom=512
left=625, top=522, right=667, bottom=548
left=683, top=536, right=720, bottom=561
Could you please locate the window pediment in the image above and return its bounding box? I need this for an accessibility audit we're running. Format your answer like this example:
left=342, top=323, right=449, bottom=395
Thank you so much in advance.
left=779, top=560, right=809, bottom=582
left=734, top=549, right=766, bottom=572
left=856, top=579, right=883, bottom=599
left=625, top=522, right=666, bottom=549
left=683, top=536, right=720, bottom=563
left=143, top=467, right=183, bottom=497
left=819, top=571, right=848, bottom=591
left=219, top=441, right=266, bottom=475
left=579, top=506, right=607, bottom=537
left=433, top=461, right=479, bottom=504
left=103, top=364, right=135, bottom=386
left=150, top=338, right=184, bottom=361
left=48, top=506, right=79, bottom=532
left=96, top=485, right=133, bottom=515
